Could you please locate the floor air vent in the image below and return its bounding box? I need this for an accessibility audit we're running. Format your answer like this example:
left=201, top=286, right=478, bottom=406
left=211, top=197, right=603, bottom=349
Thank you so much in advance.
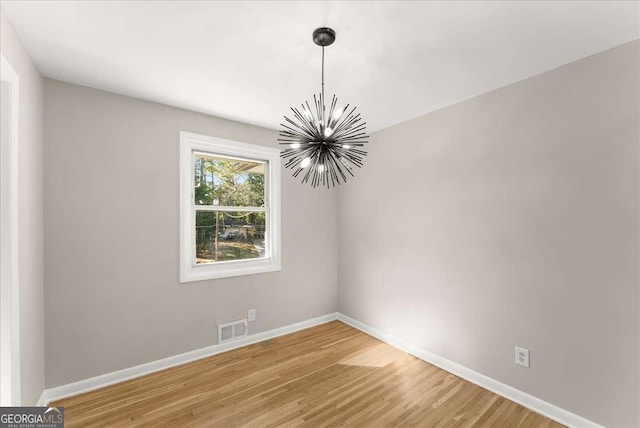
left=218, top=319, right=248, bottom=344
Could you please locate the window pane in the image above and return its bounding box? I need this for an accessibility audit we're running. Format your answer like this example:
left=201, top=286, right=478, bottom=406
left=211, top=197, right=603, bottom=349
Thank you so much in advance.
left=194, top=154, right=265, bottom=207
left=195, top=211, right=266, bottom=264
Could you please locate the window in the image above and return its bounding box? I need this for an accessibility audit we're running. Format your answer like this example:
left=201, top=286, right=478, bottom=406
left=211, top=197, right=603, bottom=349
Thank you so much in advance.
left=180, top=132, right=281, bottom=282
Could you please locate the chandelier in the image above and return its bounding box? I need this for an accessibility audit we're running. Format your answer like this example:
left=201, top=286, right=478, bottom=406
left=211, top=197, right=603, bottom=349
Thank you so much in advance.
left=279, top=27, right=368, bottom=188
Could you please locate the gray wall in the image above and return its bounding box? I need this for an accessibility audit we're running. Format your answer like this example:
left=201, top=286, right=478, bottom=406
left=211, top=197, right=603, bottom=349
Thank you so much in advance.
left=38, top=35, right=640, bottom=427
left=43, top=79, right=338, bottom=388
left=338, top=41, right=639, bottom=428
left=0, top=9, right=45, bottom=406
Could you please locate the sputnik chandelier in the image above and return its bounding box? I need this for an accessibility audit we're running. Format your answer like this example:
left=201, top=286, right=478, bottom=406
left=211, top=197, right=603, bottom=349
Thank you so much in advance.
left=279, top=27, right=368, bottom=188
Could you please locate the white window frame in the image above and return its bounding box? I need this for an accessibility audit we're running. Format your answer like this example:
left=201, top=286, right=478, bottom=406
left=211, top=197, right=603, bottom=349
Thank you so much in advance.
left=179, top=131, right=281, bottom=282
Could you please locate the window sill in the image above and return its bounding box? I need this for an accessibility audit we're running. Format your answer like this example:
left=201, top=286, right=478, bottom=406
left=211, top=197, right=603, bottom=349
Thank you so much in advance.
left=180, top=258, right=281, bottom=282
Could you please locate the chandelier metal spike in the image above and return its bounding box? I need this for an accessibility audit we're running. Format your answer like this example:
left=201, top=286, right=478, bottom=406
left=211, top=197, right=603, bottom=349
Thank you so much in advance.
left=279, top=27, right=368, bottom=188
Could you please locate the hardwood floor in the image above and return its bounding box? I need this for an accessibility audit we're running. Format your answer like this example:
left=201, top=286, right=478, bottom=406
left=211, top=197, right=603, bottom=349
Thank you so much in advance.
left=51, top=321, right=564, bottom=427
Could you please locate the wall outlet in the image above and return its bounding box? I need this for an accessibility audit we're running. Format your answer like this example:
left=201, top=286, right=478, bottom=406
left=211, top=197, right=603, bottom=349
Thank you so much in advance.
left=515, top=346, right=529, bottom=368
left=248, top=309, right=256, bottom=322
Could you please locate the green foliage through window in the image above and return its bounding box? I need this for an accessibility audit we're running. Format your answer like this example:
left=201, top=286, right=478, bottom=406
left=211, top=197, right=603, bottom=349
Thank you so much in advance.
left=193, top=154, right=266, bottom=264
left=194, top=155, right=265, bottom=207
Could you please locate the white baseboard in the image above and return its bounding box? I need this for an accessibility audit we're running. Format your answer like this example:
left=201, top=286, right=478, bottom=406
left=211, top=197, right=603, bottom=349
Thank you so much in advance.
left=336, top=313, right=603, bottom=428
left=36, top=390, right=47, bottom=407
left=40, top=311, right=602, bottom=428
left=41, top=312, right=338, bottom=404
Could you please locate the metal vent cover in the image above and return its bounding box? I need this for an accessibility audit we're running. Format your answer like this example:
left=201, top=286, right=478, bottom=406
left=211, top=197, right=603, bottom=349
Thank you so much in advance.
left=218, top=319, right=248, bottom=344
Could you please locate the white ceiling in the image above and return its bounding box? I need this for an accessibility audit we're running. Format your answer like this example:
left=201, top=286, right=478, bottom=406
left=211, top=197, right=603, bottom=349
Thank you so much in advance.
left=2, top=1, right=638, bottom=132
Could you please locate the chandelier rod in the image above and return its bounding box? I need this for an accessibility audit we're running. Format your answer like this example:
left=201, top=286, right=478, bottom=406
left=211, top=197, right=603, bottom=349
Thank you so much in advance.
left=321, top=46, right=325, bottom=126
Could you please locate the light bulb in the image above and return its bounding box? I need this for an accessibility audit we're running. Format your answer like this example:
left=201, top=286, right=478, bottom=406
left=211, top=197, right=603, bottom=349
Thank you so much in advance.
left=318, top=164, right=325, bottom=173
left=300, top=157, right=311, bottom=168
left=333, top=108, right=343, bottom=120
left=342, top=144, right=352, bottom=149
left=290, top=143, right=301, bottom=149
left=325, top=127, right=333, bottom=138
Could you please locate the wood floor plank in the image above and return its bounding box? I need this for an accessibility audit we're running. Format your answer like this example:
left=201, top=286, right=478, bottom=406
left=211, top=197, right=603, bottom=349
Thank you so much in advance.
left=50, top=321, right=564, bottom=427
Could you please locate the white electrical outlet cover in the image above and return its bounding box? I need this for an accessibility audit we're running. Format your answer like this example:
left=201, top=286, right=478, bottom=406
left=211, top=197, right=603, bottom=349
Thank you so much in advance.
left=515, top=346, right=530, bottom=368
left=248, top=309, right=256, bottom=322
